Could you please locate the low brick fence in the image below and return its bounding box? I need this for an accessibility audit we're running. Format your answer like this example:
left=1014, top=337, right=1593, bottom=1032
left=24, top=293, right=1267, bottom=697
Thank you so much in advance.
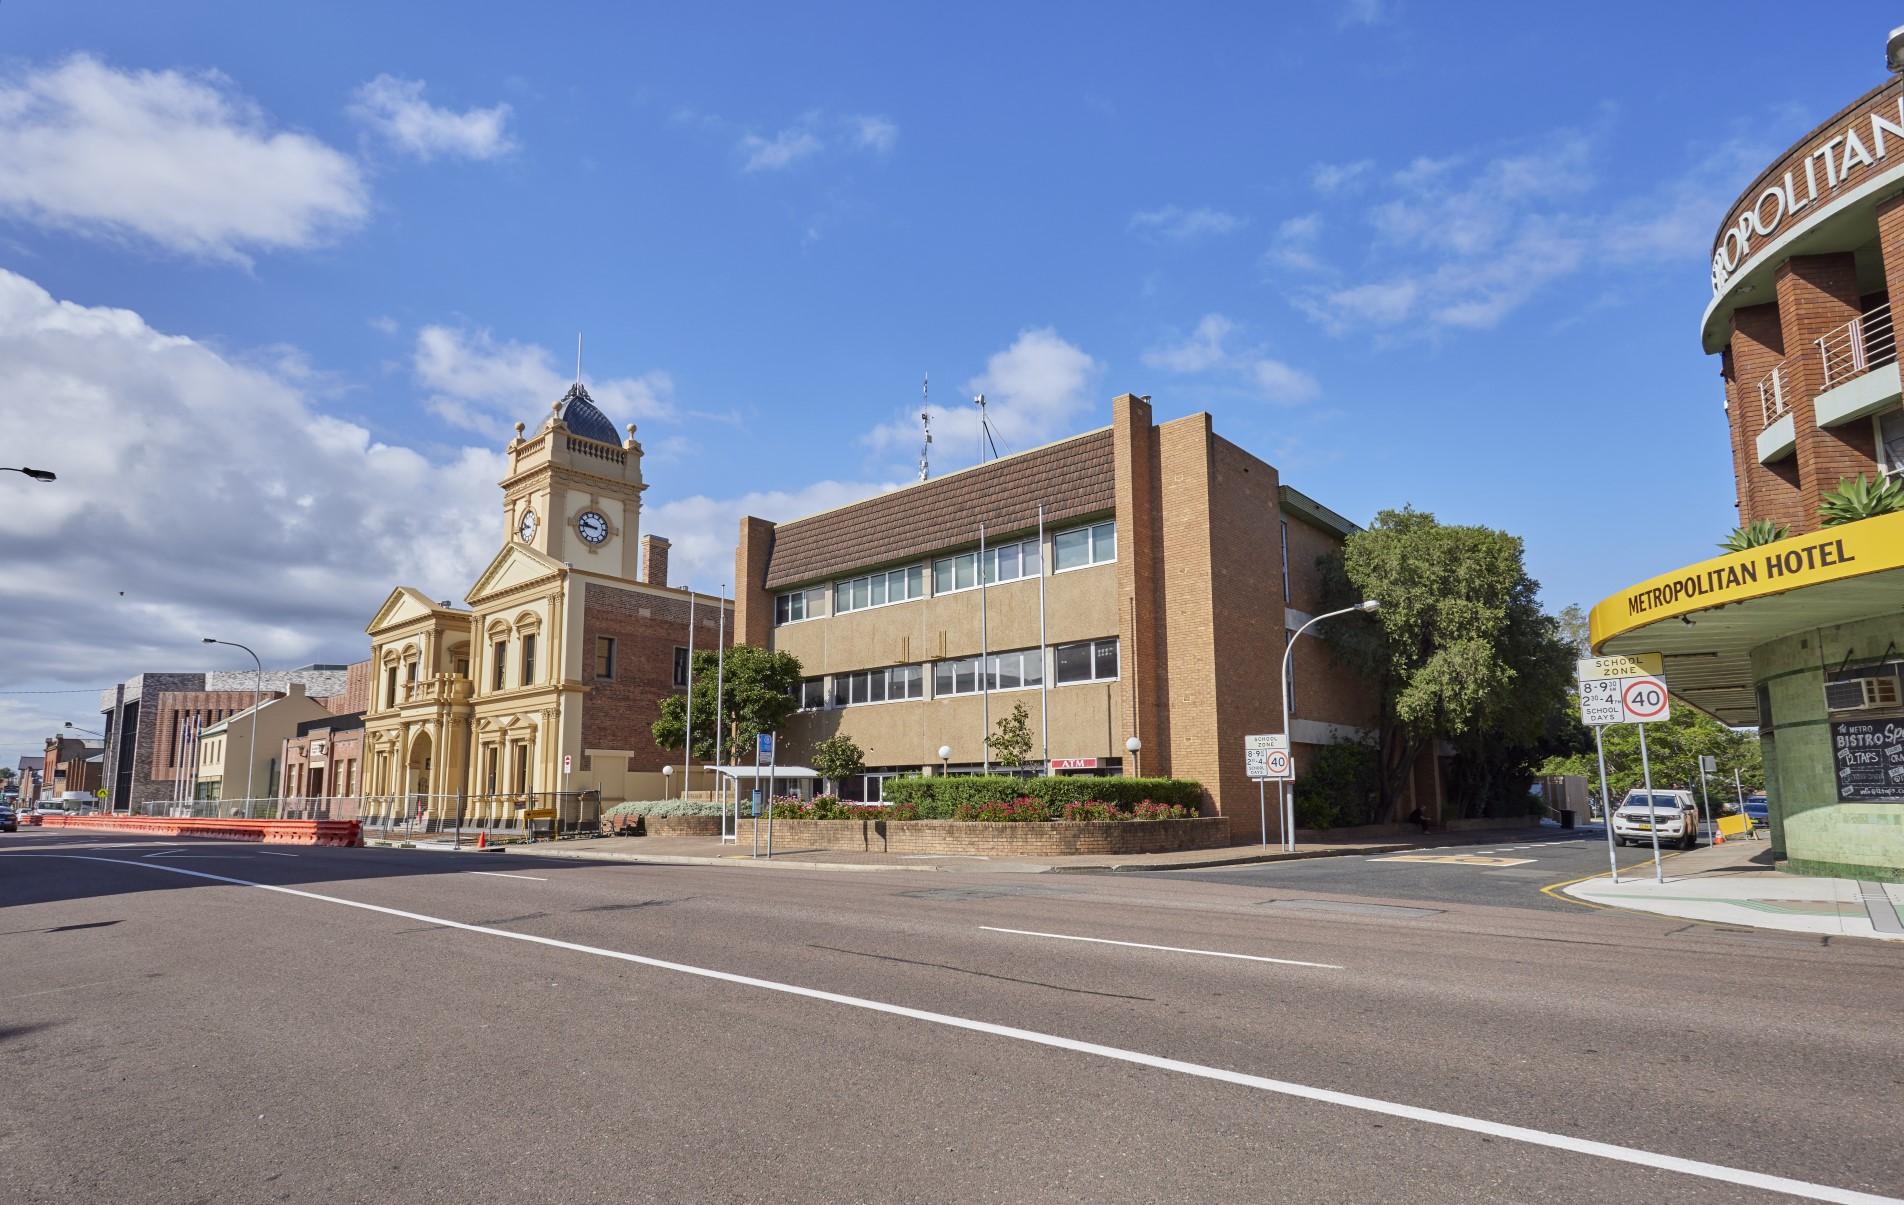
left=27, top=814, right=361, bottom=847
left=731, top=816, right=1227, bottom=856
left=640, top=815, right=725, bottom=838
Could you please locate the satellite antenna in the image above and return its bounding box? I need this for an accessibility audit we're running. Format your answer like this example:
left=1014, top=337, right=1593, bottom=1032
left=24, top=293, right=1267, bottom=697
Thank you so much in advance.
left=975, top=394, right=1001, bottom=463
left=919, top=374, right=933, bottom=483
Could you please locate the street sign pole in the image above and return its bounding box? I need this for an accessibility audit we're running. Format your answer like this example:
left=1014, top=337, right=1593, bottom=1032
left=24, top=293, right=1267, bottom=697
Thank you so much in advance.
left=1282, top=782, right=1293, bottom=853
left=1697, top=755, right=1715, bottom=845
left=767, top=733, right=778, bottom=860
left=752, top=738, right=761, bottom=859
left=1258, top=779, right=1267, bottom=848
left=1637, top=723, right=1664, bottom=883
left=1594, top=725, right=1619, bottom=885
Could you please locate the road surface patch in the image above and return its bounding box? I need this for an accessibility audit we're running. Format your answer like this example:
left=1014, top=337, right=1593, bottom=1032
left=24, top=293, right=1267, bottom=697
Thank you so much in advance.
left=7, top=852, right=1894, bottom=1205
left=1256, top=898, right=1442, bottom=919
left=466, top=871, right=547, bottom=881
left=978, top=925, right=1343, bottom=969
left=1373, top=854, right=1537, bottom=867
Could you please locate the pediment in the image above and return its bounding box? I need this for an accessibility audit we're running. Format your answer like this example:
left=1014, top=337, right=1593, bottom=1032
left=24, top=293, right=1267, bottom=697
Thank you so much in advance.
left=368, top=586, right=446, bottom=634
left=468, top=541, right=567, bottom=604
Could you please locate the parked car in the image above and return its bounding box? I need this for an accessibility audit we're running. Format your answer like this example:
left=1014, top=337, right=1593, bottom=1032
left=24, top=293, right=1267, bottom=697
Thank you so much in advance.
left=0, top=804, right=16, bottom=832
left=1612, top=790, right=1701, bottom=850
left=31, top=805, right=71, bottom=816
left=1743, top=796, right=1770, bottom=829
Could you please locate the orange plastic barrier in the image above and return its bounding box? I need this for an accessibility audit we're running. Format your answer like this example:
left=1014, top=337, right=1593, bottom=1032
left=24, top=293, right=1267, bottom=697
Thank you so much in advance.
left=28, top=814, right=360, bottom=847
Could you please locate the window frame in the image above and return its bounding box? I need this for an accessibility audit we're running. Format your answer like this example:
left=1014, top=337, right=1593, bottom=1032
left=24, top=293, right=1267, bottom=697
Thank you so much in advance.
left=1052, top=520, right=1116, bottom=573
left=520, top=633, right=537, bottom=686
left=774, top=586, right=827, bottom=626
left=672, top=647, right=690, bottom=689
left=830, top=664, right=925, bottom=708
left=832, top=565, right=924, bottom=616
left=594, top=636, right=616, bottom=680
left=934, top=536, right=1043, bottom=595
left=1053, top=637, right=1119, bottom=686
left=491, top=641, right=508, bottom=691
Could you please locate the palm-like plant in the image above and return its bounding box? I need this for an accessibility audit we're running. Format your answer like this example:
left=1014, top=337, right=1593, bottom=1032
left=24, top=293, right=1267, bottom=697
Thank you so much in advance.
left=1819, top=474, right=1904, bottom=527
left=1718, top=519, right=1788, bottom=551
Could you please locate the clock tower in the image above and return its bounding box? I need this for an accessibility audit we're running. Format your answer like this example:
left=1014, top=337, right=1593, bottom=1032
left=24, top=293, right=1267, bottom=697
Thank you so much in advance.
left=499, top=382, right=646, bottom=581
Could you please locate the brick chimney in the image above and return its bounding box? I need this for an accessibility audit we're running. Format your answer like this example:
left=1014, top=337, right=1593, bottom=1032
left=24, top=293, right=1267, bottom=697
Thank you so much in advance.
left=640, top=534, right=670, bottom=587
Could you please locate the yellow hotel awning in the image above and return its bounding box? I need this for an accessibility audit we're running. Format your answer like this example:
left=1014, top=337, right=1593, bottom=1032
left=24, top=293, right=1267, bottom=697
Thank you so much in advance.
left=1589, top=512, right=1904, bottom=725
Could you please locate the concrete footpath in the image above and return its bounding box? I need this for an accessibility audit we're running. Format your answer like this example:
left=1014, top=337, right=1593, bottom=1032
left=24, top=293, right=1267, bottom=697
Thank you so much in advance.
left=366, top=824, right=1566, bottom=875
left=1563, top=838, right=1904, bottom=942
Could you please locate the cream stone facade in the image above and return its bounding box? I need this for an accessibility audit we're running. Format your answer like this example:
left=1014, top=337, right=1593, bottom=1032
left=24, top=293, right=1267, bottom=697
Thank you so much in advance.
left=363, top=384, right=731, bottom=831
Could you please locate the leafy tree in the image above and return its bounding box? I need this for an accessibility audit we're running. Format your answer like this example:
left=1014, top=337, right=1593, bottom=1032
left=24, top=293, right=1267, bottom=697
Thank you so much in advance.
left=985, top=701, right=1035, bottom=768
left=1319, top=507, right=1582, bottom=819
left=810, top=734, right=865, bottom=794
left=652, top=645, right=803, bottom=761
left=1555, top=603, right=1590, bottom=658
left=1820, top=473, right=1904, bottom=526
left=1537, top=694, right=1762, bottom=809
left=1719, top=519, right=1788, bottom=551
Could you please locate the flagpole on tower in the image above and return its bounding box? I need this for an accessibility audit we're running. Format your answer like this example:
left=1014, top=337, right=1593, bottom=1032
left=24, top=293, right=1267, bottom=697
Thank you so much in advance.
left=919, top=373, right=933, bottom=484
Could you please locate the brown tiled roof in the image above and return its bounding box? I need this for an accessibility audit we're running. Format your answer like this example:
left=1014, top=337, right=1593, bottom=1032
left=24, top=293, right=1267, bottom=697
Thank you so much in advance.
left=764, top=429, right=1115, bottom=588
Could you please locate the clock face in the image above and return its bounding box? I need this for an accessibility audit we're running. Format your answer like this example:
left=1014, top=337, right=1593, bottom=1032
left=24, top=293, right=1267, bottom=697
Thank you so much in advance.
left=517, top=509, right=538, bottom=541
left=576, top=511, right=609, bottom=545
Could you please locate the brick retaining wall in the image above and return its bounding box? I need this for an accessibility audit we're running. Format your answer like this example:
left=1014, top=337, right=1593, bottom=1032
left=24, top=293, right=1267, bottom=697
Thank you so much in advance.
left=730, top=816, right=1226, bottom=856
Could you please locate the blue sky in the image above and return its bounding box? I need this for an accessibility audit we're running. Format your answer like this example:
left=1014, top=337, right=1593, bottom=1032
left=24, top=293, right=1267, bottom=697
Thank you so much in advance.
left=0, top=1, right=1897, bottom=759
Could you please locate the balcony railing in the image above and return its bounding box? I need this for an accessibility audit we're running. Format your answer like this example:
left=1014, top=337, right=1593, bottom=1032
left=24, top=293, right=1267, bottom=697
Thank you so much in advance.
left=1758, top=362, right=1790, bottom=426
left=1816, top=302, right=1898, bottom=394
left=403, top=673, right=473, bottom=705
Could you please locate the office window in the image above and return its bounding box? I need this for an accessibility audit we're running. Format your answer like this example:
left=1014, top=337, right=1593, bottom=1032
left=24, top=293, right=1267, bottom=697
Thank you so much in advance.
left=932, top=650, right=1040, bottom=696
left=831, top=665, right=925, bottom=707
left=520, top=634, right=537, bottom=685
left=834, top=565, right=924, bottom=614
left=1053, top=520, right=1115, bottom=571
left=775, top=587, right=826, bottom=625
left=385, top=666, right=398, bottom=709
left=673, top=647, right=689, bottom=688
left=792, top=677, right=826, bottom=710
left=1054, top=638, right=1119, bottom=685
left=492, top=641, right=507, bottom=690
left=595, top=636, right=616, bottom=679
left=407, top=661, right=418, bottom=683
left=935, top=537, right=1042, bottom=594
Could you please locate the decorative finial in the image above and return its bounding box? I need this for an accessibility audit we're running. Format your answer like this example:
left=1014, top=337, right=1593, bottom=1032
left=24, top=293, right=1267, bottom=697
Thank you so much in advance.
left=514, top=421, right=525, bottom=436
left=626, top=423, right=637, bottom=437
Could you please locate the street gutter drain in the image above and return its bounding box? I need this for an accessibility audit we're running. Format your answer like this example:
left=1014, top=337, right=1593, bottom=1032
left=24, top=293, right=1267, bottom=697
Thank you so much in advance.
left=1256, top=898, right=1442, bottom=919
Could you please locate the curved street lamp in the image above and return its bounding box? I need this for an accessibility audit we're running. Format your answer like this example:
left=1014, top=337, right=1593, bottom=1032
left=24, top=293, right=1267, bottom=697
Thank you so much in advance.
left=2, top=466, right=56, bottom=482
left=938, top=745, right=952, bottom=776
left=1124, top=735, right=1141, bottom=777
left=63, top=721, right=102, bottom=737
left=1278, top=599, right=1381, bottom=851
left=203, top=638, right=263, bottom=813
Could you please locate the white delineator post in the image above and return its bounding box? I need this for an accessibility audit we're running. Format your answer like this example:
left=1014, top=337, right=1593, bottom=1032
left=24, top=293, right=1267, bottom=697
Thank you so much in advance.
left=1638, top=724, right=1664, bottom=883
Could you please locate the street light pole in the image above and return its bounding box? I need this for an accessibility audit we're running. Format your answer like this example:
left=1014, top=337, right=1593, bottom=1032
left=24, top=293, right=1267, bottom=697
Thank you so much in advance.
left=1, top=466, right=56, bottom=481
left=1280, top=600, right=1381, bottom=852
left=204, top=638, right=263, bottom=814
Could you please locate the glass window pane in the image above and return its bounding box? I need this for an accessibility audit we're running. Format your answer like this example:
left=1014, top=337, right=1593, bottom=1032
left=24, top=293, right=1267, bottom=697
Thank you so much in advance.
left=955, top=661, right=976, bottom=694
left=979, top=548, right=993, bottom=585
left=1053, top=528, right=1089, bottom=571
left=955, top=554, right=974, bottom=590
left=934, top=559, right=952, bottom=595
left=1024, top=539, right=1041, bottom=577
left=997, top=544, right=1019, bottom=581
left=935, top=662, right=954, bottom=697
left=1092, top=522, right=1116, bottom=563
left=775, top=596, right=788, bottom=624
left=869, top=672, right=887, bottom=702
left=1095, top=639, right=1119, bottom=681
left=1055, top=643, right=1091, bottom=683
left=1023, top=651, right=1043, bottom=686
left=997, top=653, right=1021, bottom=690
left=832, top=676, right=849, bottom=707
left=835, top=583, right=850, bottom=613
left=907, top=565, right=924, bottom=598
left=906, top=666, right=923, bottom=698
left=870, top=575, right=887, bottom=606
left=854, top=578, right=870, bottom=609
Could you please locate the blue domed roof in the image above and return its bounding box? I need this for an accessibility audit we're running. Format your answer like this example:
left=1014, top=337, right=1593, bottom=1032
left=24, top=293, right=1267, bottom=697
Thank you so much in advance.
left=556, top=382, right=621, bottom=445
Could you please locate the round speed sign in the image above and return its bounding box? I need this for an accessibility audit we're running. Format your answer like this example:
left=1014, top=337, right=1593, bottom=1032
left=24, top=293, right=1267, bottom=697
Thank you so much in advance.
left=1621, top=676, right=1669, bottom=721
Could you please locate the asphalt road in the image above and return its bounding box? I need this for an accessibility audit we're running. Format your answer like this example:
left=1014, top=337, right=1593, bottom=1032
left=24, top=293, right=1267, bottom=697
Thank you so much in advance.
left=2, top=828, right=1899, bottom=1204
left=1158, top=826, right=1698, bottom=912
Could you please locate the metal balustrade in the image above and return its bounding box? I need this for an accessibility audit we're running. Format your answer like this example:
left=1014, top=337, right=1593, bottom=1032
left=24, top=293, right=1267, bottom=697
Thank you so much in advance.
left=1758, top=362, right=1790, bottom=426
left=1816, top=302, right=1898, bottom=394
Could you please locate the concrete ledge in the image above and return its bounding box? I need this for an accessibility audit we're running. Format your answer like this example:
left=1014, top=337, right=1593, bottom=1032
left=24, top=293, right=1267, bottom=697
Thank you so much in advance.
left=1756, top=411, right=1797, bottom=464
left=1813, top=360, right=1902, bottom=428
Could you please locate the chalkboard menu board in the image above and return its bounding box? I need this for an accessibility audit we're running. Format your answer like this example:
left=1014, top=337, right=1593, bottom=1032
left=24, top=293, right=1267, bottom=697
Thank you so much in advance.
left=1830, top=719, right=1904, bottom=801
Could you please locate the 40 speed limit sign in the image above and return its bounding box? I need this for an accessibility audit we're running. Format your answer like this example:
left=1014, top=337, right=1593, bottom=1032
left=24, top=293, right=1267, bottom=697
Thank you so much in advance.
left=1576, top=655, right=1670, bottom=726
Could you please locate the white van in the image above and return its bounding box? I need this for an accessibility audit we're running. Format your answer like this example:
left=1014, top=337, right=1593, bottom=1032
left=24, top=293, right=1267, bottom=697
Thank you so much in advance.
left=1612, top=790, right=1700, bottom=850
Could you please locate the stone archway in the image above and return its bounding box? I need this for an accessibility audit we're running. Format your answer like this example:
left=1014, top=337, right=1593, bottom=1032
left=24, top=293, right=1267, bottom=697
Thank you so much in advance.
left=407, top=728, right=433, bottom=797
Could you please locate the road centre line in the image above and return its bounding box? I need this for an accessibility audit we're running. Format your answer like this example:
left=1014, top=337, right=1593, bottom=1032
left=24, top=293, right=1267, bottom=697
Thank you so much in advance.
left=467, top=870, right=547, bottom=881
left=7, top=857, right=1893, bottom=1205
left=979, top=925, right=1343, bottom=969
left=258, top=851, right=298, bottom=858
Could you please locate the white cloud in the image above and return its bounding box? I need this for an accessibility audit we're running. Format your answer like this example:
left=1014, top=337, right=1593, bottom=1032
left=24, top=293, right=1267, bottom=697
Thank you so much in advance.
left=866, top=328, right=1100, bottom=458
left=1142, top=312, right=1320, bottom=405
left=349, top=75, right=515, bottom=161
left=1128, top=205, right=1246, bottom=242
left=739, top=125, right=823, bottom=172
left=0, top=268, right=504, bottom=760
left=1310, top=160, right=1372, bottom=194
left=0, top=55, right=367, bottom=264
left=1338, top=0, right=1392, bottom=26
left=849, top=114, right=899, bottom=154
left=1265, top=212, right=1326, bottom=273
left=413, top=325, right=673, bottom=438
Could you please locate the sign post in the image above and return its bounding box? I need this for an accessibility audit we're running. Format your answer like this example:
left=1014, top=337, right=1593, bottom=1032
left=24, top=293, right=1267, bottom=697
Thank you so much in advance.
left=1697, top=754, right=1717, bottom=845
left=1245, top=734, right=1292, bottom=850
left=1576, top=653, right=1671, bottom=883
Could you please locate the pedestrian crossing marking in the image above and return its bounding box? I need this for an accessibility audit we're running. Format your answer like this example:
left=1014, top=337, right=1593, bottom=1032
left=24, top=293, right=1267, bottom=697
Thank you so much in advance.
left=1372, top=854, right=1538, bottom=867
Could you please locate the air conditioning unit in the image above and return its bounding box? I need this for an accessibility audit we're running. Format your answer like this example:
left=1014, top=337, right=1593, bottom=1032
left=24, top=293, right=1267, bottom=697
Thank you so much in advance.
left=1825, top=675, right=1901, bottom=711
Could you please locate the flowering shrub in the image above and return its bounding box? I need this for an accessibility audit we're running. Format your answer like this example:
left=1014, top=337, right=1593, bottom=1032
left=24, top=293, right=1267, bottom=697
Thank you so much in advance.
left=952, top=796, right=1054, bottom=823
left=1062, top=801, right=1121, bottom=823
left=1131, top=799, right=1191, bottom=821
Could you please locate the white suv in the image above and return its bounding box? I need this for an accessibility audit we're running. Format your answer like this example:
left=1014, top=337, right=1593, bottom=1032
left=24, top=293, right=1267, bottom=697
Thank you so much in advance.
left=1612, top=790, right=1700, bottom=850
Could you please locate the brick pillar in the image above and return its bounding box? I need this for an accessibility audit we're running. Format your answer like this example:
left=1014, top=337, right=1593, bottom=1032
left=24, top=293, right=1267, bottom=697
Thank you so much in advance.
left=1775, top=253, right=1872, bottom=527
left=733, top=516, right=774, bottom=648
left=639, top=534, right=670, bottom=588
left=1728, top=303, right=1804, bottom=533
left=1112, top=394, right=1167, bottom=781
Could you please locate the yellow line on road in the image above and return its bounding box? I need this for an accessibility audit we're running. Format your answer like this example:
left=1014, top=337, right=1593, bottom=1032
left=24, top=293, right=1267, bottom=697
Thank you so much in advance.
left=1541, top=848, right=1691, bottom=910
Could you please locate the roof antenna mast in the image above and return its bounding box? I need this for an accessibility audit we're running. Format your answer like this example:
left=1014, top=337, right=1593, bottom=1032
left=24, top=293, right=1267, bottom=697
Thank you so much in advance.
left=975, top=393, right=1000, bottom=463
left=919, top=373, right=933, bottom=484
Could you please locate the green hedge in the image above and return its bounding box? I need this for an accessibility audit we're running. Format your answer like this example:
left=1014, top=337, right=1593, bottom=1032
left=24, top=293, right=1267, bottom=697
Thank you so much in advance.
left=882, top=775, right=1202, bottom=818
left=602, top=800, right=727, bottom=819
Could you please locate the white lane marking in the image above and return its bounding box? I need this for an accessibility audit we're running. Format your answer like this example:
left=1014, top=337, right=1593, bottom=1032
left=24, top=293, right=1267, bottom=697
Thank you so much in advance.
left=9, top=854, right=1894, bottom=1205
left=466, top=870, right=547, bottom=881
left=258, top=851, right=298, bottom=858
left=980, top=926, right=1343, bottom=970
left=141, top=849, right=187, bottom=858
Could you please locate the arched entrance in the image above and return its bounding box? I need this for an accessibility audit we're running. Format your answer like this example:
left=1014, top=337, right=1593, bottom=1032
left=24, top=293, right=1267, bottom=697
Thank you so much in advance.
left=407, top=728, right=434, bottom=822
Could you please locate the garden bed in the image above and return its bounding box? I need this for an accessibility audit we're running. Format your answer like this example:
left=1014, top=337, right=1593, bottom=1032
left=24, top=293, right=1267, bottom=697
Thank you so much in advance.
left=729, top=816, right=1226, bottom=856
